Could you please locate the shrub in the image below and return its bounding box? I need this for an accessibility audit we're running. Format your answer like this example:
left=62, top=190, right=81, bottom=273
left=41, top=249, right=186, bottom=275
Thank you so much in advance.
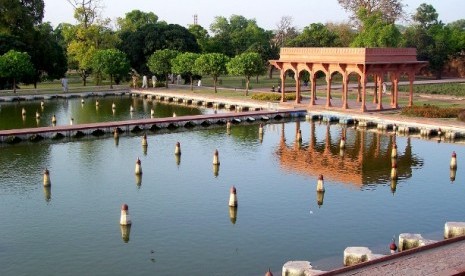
left=401, top=104, right=463, bottom=118
left=252, top=93, right=296, bottom=101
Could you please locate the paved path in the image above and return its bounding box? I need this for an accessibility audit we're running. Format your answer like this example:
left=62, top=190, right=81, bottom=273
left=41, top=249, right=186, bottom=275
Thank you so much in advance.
left=323, top=236, right=465, bottom=276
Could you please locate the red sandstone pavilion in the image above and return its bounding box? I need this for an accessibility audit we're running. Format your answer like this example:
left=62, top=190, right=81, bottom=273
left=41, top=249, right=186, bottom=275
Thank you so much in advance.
left=269, top=47, right=428, bottom=112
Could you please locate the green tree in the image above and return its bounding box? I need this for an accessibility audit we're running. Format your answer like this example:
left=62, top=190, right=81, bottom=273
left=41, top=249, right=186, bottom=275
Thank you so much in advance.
left=188, top=24, right=210, bottom=53
left=337, top=0, right=405, bottom=24
left=287, top=23, right=339, bottom=47
left=209, top=15, right=272, bottom=57
left=351, top=8, right=401, bottom=47
left=194, top=53, right=229, bottom=93
left=118, top=23, right=199, bottom=75
left=0, top=0, right=44, bottom=38
left=147, top=49, right=179, bottom=88
left=172, top=52, right=200, bottom=91
left=325, top=22, right=357, bottom=47
left=91, top=48, right=130, bottom=88
left=227, top=52, right=265, bottom=96
left=0, top=50, right=34, bottom=93
left=116, top=10, right=158, bottom=32
left=403, top=3, right=454, bottom=79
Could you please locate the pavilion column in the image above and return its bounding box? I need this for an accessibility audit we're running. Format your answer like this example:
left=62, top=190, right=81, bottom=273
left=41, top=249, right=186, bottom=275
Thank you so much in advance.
left=295, top=73, right=301, bottom=104
left=391, top=73, right=399, bottom=108
left=361, top=74, right=367, bottom=112
left=280, top=70, right=287, bottom=102
left=377, top=73, right=383, bottom=110
left=373, top=74, right=378, bottom=104
left=408, top=71, right=415, bottom=107
left=342, top=72, right=349, bottom=109
left=326, top=74, right=332, bottom=108
left=310, top=73, right=316, bottom=106
left=357, top=75, right=361, bottom=102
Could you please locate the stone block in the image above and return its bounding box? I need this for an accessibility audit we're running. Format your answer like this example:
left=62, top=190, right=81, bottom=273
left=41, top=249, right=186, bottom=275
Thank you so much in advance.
left=282, top=261, right=325, bottom=276
left=444, top=222, right=465, bottom=239
left=398, top=233, right=437, bottom=252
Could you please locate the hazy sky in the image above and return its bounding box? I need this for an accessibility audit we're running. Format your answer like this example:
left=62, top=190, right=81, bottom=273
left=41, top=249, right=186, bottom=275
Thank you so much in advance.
left=43, top=0, right=465, bottom=30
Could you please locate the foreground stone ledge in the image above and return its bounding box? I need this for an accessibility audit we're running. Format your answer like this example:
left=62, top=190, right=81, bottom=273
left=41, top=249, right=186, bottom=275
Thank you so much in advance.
left=399, top=233, right=437, bottom=252
left=444, top=222, right=465, bottom=239
left=282, top=261, right=326, bottom=276
left=343, top=247, right=385, bottom=266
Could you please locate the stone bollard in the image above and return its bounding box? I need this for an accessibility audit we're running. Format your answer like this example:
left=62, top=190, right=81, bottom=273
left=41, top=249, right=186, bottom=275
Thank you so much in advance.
left=391, top=144, right=398, bottom=159
left=81, top=99, right=84, bottom=104
left=444, top=222, right=465, bottom=239
left=36, top=111, right=40, bottom=119
left=398, top=233, right=436, bottom=252
left=264, top=268, right=273, bottom=276
left=51, top=114, right=57, bottom=125
left=120, top=204, right=132, bottom=225
left=390, top=179, right=397, bottom=194
left=391, top=163, right=398, bottom=180
left=95, top=100, right=99, bottom=107
left=316, top=191, right=325, bottom=208
left=130, top=105, right=134, bottom=112
left=343, top=247, right=384, bottom=266
left=282, top=261, right=325, bottom=276
left=41, top=101, right=45, bottom=107
left=43, top=168, right=51, bottom=187
left=135, top=157, right=142, bottom=175
left=112, top=102, right=116, bottom=110
left=142, top=134, right=148, bottom=147
left=69, top=118, right=74, bottom=125
left=151, top=108, right=155, bottom=117
left=22, top=107, right=26, bottom=116
left=316, top=174, right=325, bottom=192
left=175, top=142, right=181, bottom=155
left=450, top=151, right=457, bottom=170
left=172, top=112, right=177, bottom=117
left=213, top=149, right=220, bottom=165
left=390, top=238, right=398, bottom=254
left=229, top=186, right=237, bottom=207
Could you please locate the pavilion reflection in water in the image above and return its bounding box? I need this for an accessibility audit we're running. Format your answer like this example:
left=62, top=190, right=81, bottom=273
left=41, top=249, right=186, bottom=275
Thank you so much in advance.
left=275, top=121, right=424, bottom=189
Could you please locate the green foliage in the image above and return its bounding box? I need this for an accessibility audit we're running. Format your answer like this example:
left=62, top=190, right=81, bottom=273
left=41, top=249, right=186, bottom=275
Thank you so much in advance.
left=116, top=10, right=158, bottom=32
left=351, top=8, right=401, bottom=47
left=401, top=104, right=462, bottom=118
left=227, top=52, right=265, bottom=95
left=0, top=0, right=44, bottom=37
left=194, top=53, right=229, bottom=92
left=403, top=3, right=454, bottom=79
left=147, top=49, right=179, bottom=87
left=172, top=52, right=200, bottom=90
left=118, top=23, right=199, bottom=75
left=0, top=50, right=34, bottom=92
left=208, top=15, right=273, bottom=58
left=251, top=92, right=296, bottom=101
left=92, top=48, right=130, bottom=88
left=287, top=23, right=339, bottom=47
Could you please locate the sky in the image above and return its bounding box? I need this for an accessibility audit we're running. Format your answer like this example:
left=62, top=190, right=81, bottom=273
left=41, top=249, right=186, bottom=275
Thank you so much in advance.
left=43, top=0, right=465, bottom=30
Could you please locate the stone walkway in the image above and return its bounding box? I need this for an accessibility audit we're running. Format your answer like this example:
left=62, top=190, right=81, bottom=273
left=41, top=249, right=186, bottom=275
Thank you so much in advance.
left=323, top=236, right=465, bottom=276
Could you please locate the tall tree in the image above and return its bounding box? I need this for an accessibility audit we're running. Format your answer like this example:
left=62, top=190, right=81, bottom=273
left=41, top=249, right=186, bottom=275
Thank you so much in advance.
left=116, top=10, right=158, bottom=32
left=337, top=0, right=405, bottom=24
left=227, top=52, right=265, bottom=96
left=194, top=53, right=229, bottom=93
left=273, top=16, right=299, bottom=48
left=147, top=49, right=179, bottom=88
left=118, top=23, right=199, bottom=75
left=351, top=8, right=401, bottom=47
left=172, top=52, right=200, bottom=91
left=0, top=0, right=44, bottom=37
left=65, top=0, right=118, bottom=85
left=403, top=3, right=453, bottom=79
left=188, top=24, right=210, bottom=53
left=0, top=50, right=34, bottom=93
left=209, top=15, right=272, bottom=57
left=91, top=48, right=129, bottom=88
left=325, top=22, right=357, bottom=47
left=287, top=23, right=339, bottom=47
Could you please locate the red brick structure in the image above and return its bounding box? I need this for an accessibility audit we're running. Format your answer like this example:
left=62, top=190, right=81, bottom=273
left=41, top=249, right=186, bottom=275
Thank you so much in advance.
left=270, top=48, right=427, bottom=111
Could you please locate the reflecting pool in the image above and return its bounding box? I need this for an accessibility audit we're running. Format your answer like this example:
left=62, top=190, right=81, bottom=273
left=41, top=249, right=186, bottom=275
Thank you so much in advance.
left=1, top=120, right=465, bottom=275
left=0, top=95, right=225, bottom=130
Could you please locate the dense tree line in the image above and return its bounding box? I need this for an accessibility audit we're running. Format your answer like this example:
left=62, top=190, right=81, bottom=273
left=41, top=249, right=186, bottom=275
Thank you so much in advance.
left=1, top=0, right=465, bottom=91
